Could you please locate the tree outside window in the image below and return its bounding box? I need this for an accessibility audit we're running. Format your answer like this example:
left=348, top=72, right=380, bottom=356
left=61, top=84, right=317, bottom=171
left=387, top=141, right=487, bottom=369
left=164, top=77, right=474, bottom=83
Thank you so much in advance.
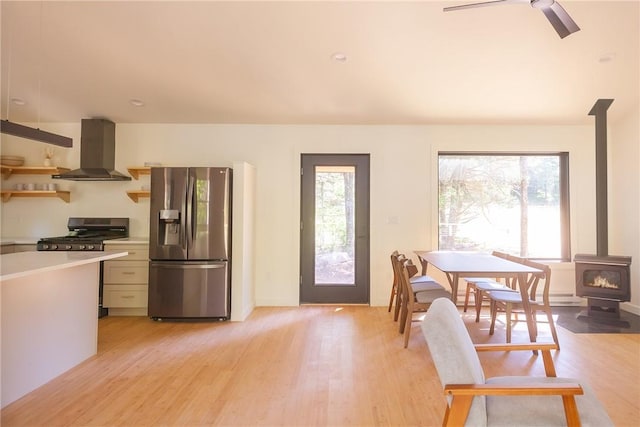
left=314, top=166, right=355, bottom=284
left=438, top=153, right=569, bottom=260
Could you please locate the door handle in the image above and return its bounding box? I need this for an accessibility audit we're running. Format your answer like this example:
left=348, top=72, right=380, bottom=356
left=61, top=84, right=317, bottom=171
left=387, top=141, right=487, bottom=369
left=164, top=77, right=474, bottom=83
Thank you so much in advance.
left=151, top=262, right=225, bottom=270
left=186, top=174, right=196, bottom=249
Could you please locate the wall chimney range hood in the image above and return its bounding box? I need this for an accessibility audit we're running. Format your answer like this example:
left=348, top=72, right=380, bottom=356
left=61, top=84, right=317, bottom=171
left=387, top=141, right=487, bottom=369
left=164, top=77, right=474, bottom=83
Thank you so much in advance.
left=52, top=118, right=131, bottom=181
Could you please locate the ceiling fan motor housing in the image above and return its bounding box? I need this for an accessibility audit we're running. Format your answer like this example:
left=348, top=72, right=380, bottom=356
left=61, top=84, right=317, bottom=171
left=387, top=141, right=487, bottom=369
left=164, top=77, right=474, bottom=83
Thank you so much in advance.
left=532, top=0, right=556, bottom=9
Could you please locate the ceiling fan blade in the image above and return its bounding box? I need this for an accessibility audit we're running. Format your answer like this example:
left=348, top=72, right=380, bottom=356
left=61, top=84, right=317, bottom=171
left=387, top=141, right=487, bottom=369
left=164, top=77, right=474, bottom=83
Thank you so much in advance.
left=539, top=1, right=580, bottom=38
left=443, top=0, right=516, bottom=12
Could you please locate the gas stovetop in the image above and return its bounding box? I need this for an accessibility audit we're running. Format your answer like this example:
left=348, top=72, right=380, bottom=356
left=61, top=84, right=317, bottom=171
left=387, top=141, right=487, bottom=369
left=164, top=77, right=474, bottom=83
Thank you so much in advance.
left=37, top=236, right=110, bottom=251
left=37, top=217, right=129, bottom=251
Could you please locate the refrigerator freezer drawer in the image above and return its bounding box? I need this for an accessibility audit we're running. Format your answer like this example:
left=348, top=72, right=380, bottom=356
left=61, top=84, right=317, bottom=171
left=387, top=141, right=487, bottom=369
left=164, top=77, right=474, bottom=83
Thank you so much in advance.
left=148, top=261, right=230, bottom=319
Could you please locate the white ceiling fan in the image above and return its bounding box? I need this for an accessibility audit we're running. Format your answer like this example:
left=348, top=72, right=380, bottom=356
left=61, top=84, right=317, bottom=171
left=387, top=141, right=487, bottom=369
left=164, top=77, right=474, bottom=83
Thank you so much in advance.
left=444, top=0, right=580, bottom=39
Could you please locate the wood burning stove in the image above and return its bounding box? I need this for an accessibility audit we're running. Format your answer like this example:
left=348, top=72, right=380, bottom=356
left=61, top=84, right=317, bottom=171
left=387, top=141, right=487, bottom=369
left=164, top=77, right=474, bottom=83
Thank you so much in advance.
left=574, top=99, right=632, bottom=325
left=575, top=254, right=631, bottom=319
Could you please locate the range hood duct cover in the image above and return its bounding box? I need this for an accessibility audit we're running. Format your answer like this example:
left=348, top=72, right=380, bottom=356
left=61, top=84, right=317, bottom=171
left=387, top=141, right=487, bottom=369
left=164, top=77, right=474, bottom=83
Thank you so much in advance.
left=52, top=118, right=131, bottom=181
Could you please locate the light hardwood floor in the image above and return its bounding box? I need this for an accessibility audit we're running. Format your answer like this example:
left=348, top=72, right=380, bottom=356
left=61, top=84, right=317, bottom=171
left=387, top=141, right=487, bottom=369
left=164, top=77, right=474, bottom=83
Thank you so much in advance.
left=2, top=306, right=639, bottom=426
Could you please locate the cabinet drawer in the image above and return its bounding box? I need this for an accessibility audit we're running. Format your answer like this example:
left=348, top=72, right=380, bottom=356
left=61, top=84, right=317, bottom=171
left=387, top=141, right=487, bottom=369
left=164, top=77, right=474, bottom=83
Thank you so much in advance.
left=103, top=244, right=149, bottom=261
left=103, top=261, right=149, bottom=284
left=103, top=287, right=147, bottom=308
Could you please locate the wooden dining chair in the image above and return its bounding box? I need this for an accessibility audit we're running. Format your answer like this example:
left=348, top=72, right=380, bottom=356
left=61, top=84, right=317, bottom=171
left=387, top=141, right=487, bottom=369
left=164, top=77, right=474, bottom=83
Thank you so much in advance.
left=462, top=251, right=518, bottom=322
left=489, top=259, right=560, bottom=348
left=421, top=298, right=613, bottom=426
left=397, top=259, right=450, bottom=348
left=464, top=277, right=518, bottom=322
left=389, top=251, right=445, bottom=321
left=388, top=250, right=402, bottom=313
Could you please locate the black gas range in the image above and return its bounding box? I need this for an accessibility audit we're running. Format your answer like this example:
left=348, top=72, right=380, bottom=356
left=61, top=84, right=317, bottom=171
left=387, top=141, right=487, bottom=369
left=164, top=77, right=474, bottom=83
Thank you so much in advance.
left=37, top=217, right=129, bottom=251
left=38, top=217, right=129, bottom=318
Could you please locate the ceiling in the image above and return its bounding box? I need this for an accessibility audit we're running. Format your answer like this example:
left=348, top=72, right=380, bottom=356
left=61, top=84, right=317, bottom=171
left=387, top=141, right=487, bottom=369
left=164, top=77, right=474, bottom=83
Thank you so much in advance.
left=1, top=1, right=638, bottom=126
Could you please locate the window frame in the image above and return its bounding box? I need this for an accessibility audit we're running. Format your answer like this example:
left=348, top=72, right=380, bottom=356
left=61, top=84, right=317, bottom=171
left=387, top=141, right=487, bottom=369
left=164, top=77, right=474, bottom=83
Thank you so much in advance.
left=437, top=151, right=571, bottom=262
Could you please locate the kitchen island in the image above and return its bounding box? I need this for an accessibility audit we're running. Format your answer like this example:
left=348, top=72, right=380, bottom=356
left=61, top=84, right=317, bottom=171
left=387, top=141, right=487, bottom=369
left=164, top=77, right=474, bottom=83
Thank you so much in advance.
left=0, top=250, right=128, bottom=408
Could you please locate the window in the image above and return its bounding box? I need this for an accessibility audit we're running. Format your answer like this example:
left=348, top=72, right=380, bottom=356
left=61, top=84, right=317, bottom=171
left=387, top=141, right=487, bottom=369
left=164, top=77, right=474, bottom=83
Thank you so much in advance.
left=438, top=153, right=570, bottom=261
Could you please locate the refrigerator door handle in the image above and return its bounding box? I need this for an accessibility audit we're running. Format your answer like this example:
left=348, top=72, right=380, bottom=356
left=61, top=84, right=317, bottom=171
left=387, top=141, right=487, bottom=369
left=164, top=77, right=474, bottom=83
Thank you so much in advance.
left=151, top=262, right=225, bottom=270
left=186, top=173, right=196, bottom=250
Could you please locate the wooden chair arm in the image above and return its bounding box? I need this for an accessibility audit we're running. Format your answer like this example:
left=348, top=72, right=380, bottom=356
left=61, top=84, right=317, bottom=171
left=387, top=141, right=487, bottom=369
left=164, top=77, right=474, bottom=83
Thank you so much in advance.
left=474, top=342, right=559, bottom=377
left=443, top=383, right=583, bottom=427
left=474, top=342, right=558, bottom=352
left=444, top=382, right=583, bottom=396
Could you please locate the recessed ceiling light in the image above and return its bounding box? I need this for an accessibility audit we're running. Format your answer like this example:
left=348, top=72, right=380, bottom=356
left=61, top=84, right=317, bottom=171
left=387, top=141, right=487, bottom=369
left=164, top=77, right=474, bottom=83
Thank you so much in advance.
left=129, top=99, right=145, bottom=107
left=11, top=97, right=26, bottom=106
left=331, top=52, right=348, bottom=63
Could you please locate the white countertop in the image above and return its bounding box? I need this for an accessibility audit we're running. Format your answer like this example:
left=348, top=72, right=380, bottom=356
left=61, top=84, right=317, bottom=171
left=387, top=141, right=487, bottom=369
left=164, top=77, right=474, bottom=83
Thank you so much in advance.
left=0, top=237, right=39, bottom=245
left=104, top=237, right=149, bottom=245
left=0, top=237, right=149, bottom=245
left=0, top=250, right=128, bottom=281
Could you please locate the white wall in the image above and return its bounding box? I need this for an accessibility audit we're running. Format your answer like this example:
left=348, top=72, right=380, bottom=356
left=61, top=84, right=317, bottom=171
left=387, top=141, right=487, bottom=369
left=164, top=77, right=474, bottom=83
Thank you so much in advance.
left=610, top=103, right=640, bottom=314
left=5, top=122, right=628, bottom=310
left=231, top=161, right=257, bottom=321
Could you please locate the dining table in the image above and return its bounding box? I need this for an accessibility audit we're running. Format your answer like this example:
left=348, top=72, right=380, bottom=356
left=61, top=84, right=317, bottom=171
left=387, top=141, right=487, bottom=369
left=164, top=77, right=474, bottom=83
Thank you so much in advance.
left=414, top=250, right=543, bottom=343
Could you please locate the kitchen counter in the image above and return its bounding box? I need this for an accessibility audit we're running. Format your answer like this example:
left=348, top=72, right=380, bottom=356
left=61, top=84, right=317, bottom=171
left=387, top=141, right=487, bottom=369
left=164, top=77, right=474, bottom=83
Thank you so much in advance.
left=105, top=237, right=149, bottom=245
left=0, top=250, right=128, bottom=281
left=1, top=250, right=128, bottom=408
left=1, top=237, right=149, bottom=246
left=0, top=237, right=38, bottom=246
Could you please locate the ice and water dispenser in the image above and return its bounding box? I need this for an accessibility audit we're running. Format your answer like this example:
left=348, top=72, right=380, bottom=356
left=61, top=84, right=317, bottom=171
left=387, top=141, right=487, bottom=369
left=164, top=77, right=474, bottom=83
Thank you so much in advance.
left=158, top=209, right=181, bottom=245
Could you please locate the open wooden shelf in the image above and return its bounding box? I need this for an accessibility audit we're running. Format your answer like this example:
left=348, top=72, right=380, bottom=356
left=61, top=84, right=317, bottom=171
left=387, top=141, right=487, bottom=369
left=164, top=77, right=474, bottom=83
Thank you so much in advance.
left=1, top=165, right=70, bottom=179
left=1, top=190, right=71, bottom=203
left=126, top=190, right=150, bottom=203
left=127, top=167, right=151, bottom=180
left=126, top=168, right=151, bottom=201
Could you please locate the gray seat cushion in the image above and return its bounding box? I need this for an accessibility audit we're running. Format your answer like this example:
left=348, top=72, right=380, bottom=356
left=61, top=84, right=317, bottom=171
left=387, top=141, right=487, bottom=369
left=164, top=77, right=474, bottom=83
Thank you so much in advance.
left=465, top=277, right=499, bottom=283
left=489, top=290, right=526, bottom=303
left=475, top=282, right=517, bottom=292
left=486, top=376, right=614, bottom=427
left=410, top=274, right=438, bottom=283
left=415, top=289, right=452, bottom=303
left=412, top=280, right=446, bottom=292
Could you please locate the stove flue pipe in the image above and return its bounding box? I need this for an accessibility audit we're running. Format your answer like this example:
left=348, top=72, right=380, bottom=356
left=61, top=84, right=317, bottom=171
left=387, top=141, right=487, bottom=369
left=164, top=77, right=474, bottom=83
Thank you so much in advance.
left=588, top=99, right=614, bottom=257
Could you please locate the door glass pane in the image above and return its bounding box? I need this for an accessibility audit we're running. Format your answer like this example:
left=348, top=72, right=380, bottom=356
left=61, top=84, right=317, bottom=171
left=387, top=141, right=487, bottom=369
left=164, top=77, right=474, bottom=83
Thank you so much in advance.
left=315, top=166, right=355, bottom=285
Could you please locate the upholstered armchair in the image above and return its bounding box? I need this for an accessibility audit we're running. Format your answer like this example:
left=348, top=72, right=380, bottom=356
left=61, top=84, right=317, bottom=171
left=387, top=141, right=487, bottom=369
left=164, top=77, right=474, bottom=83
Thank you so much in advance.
left=420, top=298, right=613, bottom=426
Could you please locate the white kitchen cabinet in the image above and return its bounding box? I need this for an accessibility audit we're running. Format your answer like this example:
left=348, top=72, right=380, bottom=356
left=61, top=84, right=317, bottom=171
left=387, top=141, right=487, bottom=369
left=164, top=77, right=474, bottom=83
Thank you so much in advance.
left=103, top=243, right=149, bottom=316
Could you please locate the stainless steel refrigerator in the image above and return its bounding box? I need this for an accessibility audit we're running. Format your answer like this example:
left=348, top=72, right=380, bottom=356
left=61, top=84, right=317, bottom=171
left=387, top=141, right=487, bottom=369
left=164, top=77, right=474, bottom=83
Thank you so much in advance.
left=148, top=167, right=232, bottom=320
